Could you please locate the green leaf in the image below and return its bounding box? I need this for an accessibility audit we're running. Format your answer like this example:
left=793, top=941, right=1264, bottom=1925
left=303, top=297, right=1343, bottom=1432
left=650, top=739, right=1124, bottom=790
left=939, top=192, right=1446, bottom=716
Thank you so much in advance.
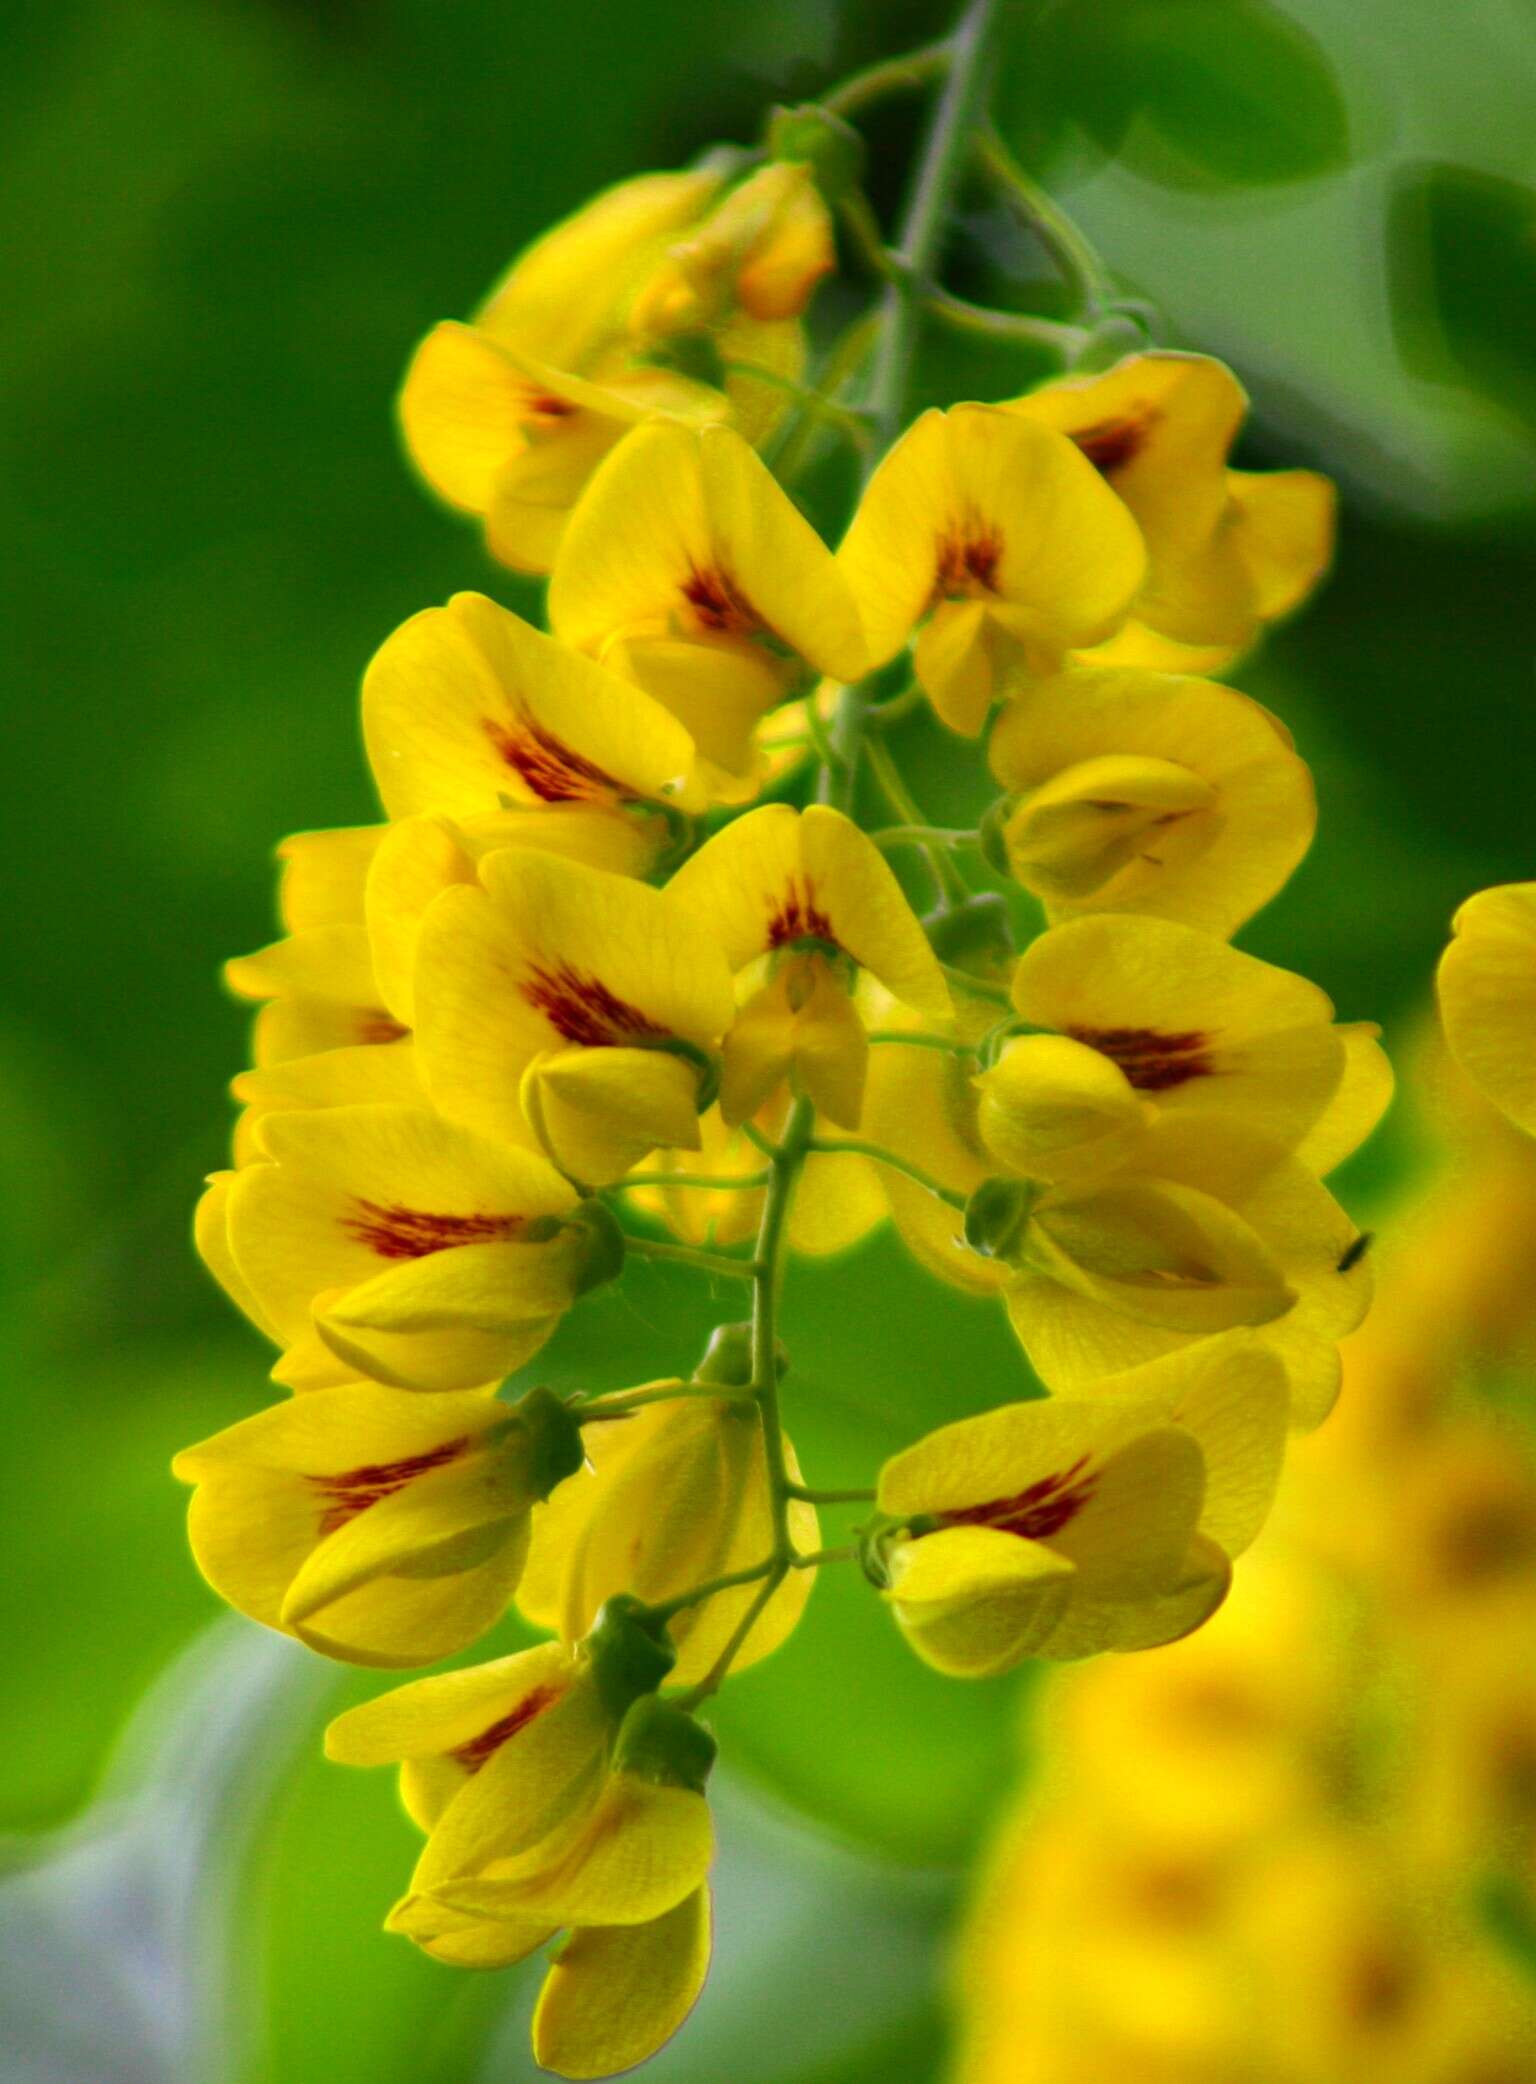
left=1388, top=161, right=1536, bottom=431
left=1005, top=0, right=1351, bottom=190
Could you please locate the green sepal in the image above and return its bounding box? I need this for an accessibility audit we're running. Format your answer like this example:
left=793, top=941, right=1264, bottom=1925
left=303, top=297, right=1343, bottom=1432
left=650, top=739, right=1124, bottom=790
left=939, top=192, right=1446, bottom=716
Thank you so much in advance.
left=963, top=1176, right=1039, bottom=1264
left=564, top=1198, right=626, bottom=1296
left=612, top=1693, right=718, bottom=1794
left=692, top=1320, right=787, bottom=1388
left=766, top=102, right=867, bottom=202
left=633, top=1035, right=722, bottom=1117
left=925, top=891, right=1016, bottom=974
left=509, top=1384, right=586, bottom=1501
left=585, top=1595, right=678, bottom=1724
left=976, top=798, right=1015, bottom=880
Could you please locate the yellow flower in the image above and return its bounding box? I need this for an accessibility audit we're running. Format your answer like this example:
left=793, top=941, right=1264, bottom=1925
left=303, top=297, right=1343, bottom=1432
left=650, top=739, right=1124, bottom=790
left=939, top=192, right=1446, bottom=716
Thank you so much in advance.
left=876, top=1338, right=1286, bottom=1673
left=225, top=924, right=406, bottom=1066
left=667, top=803, right=949, bottom=1127
left=275, top=824, right=383, bottom=931
left=1438, top=881, right=1536, bottom=1139
left=518, top=1383, right=819, bottom=1687
left=1004, top=350, right=1336, bottom=673
left=628, top=160, right=835, bottom=336
left=207, top=1101, right=596, bottom=1391
left=532, top=1885, right=711, bottom=2080
left=363, top=590, right=707, bottom=822
left=549, top=421, right=867, bottom=796
left=985, top=912, right=1370, bottom=1177
left=172, top=1383, right=581, bottom=1666
left=414, top=846, right=736, bottom=1184
left=229, top=1038, right=425, bottom=1168
left=837, top=404, right=1146, bottom=734
left=988, top=664, right=1317, bottom=938
left=397, top=169, right=727, bottom=574
left=998, top=1118, right=1372, bottom=1428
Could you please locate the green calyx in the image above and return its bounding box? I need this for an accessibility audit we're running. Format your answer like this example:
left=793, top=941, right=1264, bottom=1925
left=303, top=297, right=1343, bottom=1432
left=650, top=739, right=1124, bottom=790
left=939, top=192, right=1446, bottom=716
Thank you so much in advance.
left=925, top=890, right=1016, bottom=975
left=612, top=1692, right=718, bottom=1794
left=976, top=798, right=1015, bottom=881
left=508, top=1384, right=586, bottom=1500
left=693, top=1319, right=787, bottom=1388
left=633, top=1035, right=722, bottom=1116
left=766, top=102, right=866, bottom=202
left=963, top=1175, right=1039, bottom=1264
left=586, top=1595, right=678, bottom=1724
left=567, top=1198, right=626, bottom=1296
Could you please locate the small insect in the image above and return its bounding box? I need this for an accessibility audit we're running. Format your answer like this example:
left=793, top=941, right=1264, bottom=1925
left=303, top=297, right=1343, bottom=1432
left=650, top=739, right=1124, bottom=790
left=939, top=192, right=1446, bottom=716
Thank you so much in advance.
left=1337, top=1231, right=1373, bottom=1273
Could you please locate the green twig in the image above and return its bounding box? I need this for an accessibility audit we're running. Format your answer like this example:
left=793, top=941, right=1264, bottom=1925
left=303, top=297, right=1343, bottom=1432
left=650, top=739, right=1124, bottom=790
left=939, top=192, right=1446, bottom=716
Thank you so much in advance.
left=974, top=125, right=1117, bottom=316
left=823, top=39, right=952, bottom=119
left=624, top=1235, right=757, bottom=1282
left=806, top=1135, right=969, bottom=1211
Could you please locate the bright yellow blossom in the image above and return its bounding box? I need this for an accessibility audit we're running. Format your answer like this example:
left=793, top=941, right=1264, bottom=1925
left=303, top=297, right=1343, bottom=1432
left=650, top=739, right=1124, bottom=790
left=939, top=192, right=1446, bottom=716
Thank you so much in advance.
left=173, top=1383, right=581, bottom=1666
left=413, top=846, right=736, bottom=1183
left=876, top=1339, right=1285, bottom=1674
left=230, top=1039, right=425, bottom=1167
left=1005, top=350, right=1336, bottom=673
left=988, top=664, right=1317, bottom=938
left=225, top=922, right=406, bottom=1066
left=518, top=1387, right=819, bottom=1686
left=668, top=803, right=949, bottom=1127
left=837, top=403, right=1146, bottom=734
left=991, top=912, right=1360, bottom=1172
left=996, top=1118, right=1372, bottom=1427
left=363, top=590, right=706, bottom=822
left=532, top=1885, right=711, bottom=2080
left=207, top=1101, right=595, bottom=1391
left=1438, top=881, right=1536, bottom=1139
left=275, top=823, right=383, bottom=932
left=549, top=421, right=867, bottom=795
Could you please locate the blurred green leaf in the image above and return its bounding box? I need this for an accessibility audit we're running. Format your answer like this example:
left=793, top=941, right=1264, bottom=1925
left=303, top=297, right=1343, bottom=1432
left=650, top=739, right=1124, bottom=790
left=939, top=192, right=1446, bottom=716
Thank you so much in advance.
left=1004, top=0, right=1350, bottom=189
left=1388, top=161, right=1536, bottom=431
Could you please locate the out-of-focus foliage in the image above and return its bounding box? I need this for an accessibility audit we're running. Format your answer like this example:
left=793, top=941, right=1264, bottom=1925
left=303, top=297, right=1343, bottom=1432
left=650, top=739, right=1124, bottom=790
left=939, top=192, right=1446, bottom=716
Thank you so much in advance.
left=2, top=0, right=1534, bottom=2078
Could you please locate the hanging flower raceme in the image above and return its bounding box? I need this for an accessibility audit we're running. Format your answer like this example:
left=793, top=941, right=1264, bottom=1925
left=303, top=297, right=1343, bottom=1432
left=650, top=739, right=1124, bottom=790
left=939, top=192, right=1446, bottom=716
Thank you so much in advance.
left=182, top=23, right=1390, bottom=2078
left=872, top=1338, right=1286, bottom=1675
left=1004, top=350, right=1336, bottom=674
left=1437, top=882, right=1536, bottom=1139
left=198, top=1102, right=614, bottom=1392
left=549, top=420, right=868, bottom=796
left=173, top=1383, right=582, bottom=1666
left=413, top=847, right=736, bottom=1184
left=668, top=802, right=950, bottom=1127
left=837, top=403, right=1146, bottom=734
left=986, top=665, right=1317, bottom=939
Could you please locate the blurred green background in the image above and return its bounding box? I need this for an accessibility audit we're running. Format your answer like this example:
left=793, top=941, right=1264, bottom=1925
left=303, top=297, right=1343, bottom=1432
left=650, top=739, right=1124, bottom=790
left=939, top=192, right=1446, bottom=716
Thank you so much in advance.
left=3, top=0, right=1535, bottom=2078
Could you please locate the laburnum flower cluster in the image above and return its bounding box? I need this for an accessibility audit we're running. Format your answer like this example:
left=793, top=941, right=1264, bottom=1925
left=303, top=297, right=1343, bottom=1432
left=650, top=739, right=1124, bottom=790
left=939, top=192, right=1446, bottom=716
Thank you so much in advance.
left=178, top=25, right=1388, bottom=2077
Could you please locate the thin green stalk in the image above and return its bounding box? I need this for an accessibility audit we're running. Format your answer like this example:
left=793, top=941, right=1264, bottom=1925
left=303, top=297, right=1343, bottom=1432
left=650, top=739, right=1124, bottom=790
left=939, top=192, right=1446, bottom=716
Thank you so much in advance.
left=790, top=1544, right=859, bottom=1567
left=939, top=959, right=1012, bottom=1006
left=721, top=360, right=873, bottom=453
left=823, top=38, right=952, bottom=119
left=646, top=1556, right=777, bottom=1628
left=864, top=733, right=970, bottom=905
left=974, top=125, right=1116, bottom=316
left=923, top=282, right=1088, bottom=355
left=865, top=0, right=1004, bottom=447
left=866, top=1028, right=979, bottom=1056
left=806, top=1135, right=969, bottom=1211
left=616, top=1168, right=771, bottom=1192
left=783, top=1485, right=877, bottom=1506
left=872, top=822, right=976, bottom=850
left=575, top=1381, right=755, bottom=1422
left=624, top=1235, right=757, bottom=1282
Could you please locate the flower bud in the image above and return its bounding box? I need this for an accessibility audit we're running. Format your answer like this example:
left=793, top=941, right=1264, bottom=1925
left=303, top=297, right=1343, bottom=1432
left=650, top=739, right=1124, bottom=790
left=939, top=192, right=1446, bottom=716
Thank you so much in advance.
left=612, top=1694, right=718, bottom=1794
left=693, top=1319, right=785, bottom=1387
left=975, top=1033, right=1150, bottom=1184
left=584, top=1595, right=678, bottom=1722
left=963, top=1176, right=1039, bottom=1264
left=766, top=103, right=867, bottom=201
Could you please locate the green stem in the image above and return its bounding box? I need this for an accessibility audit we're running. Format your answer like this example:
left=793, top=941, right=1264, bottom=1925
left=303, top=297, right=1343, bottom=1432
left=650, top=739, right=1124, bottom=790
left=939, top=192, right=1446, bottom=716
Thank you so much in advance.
left=575, top=1381, right=754, bottom=1422
left=872, top=823, right=976, bottom=850
left=865, top=0, right=1004, bottom=448
left=616, top=1168, right=771, bottom=1192
left=647, top=1556, right=777, bottom=1627
left=866, top=1029, right=978, bottom=1055
left=939, top=959, right=1012, bottom=1006
left=783, top=1484, right=877, bottom=1506
left=974, top=126, right=1116, bottom=316
left=721, top=360, right=873, bottom=453
left=806, top=1135, right=969, bottom=1211
left=790, top=1544, right=859, bottom=1567
left=823, top=38, right=952, bottom=119
left=624, top=1235, right=757, bottom=1282
left=864, top=734, right=970, bottom=906
left=923, top=282, right=1088, bottom=355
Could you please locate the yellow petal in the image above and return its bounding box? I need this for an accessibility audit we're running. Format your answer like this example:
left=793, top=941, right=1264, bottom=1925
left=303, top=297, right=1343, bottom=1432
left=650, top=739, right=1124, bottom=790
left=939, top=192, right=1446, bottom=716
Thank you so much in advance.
left=532, top=1885, right=712, bottom=2079
left=525, top=1046, right=705, bottom=1185
left=886, top=1526, right=1076, bottom=1677
left=387, top=1890, right=554, bottom=1969
left=976, top=1033, right=1150, bottom=1185
left=277, top=825, right=382, bottom=933
left=1224, top=466, right=1336, bottom=621
left=549, top=419, right=865, bottom=683
left=990, top=665, right=1316, bottom=938
left=1294, top=1021, right=1394, bottom=1176
left=363, top=591, right=701, bottom=823
left=1439, top=882, right=1536, bottom=1139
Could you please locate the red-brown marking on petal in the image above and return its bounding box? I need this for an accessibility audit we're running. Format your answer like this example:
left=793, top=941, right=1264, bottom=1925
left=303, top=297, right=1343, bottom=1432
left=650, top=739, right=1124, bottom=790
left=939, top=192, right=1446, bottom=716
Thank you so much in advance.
left=682, top=565, right=754, bottom=635
left=451, top=1683, right=565, bottom=1772
left=1070, top=407, right=1159, bottom=476
left=356, top=1009, right=410, bottom=1045
left=344, top=1200, right=528, bottom=1260
left=938, top=1454, right=1095, bottom=1541
left=1070, top=1024, right=1214, bottom=1093
left=483, top=712, right=621, bottom=805
left=522, top=960, right=667, bottom=1048
left=312, top=1439, right=469, bottom=1536
left=767, top=874, right=836, bottom=950
left=935, top=527, right=1003, bottom=599
left=525, top=392, right=579, bottom=422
